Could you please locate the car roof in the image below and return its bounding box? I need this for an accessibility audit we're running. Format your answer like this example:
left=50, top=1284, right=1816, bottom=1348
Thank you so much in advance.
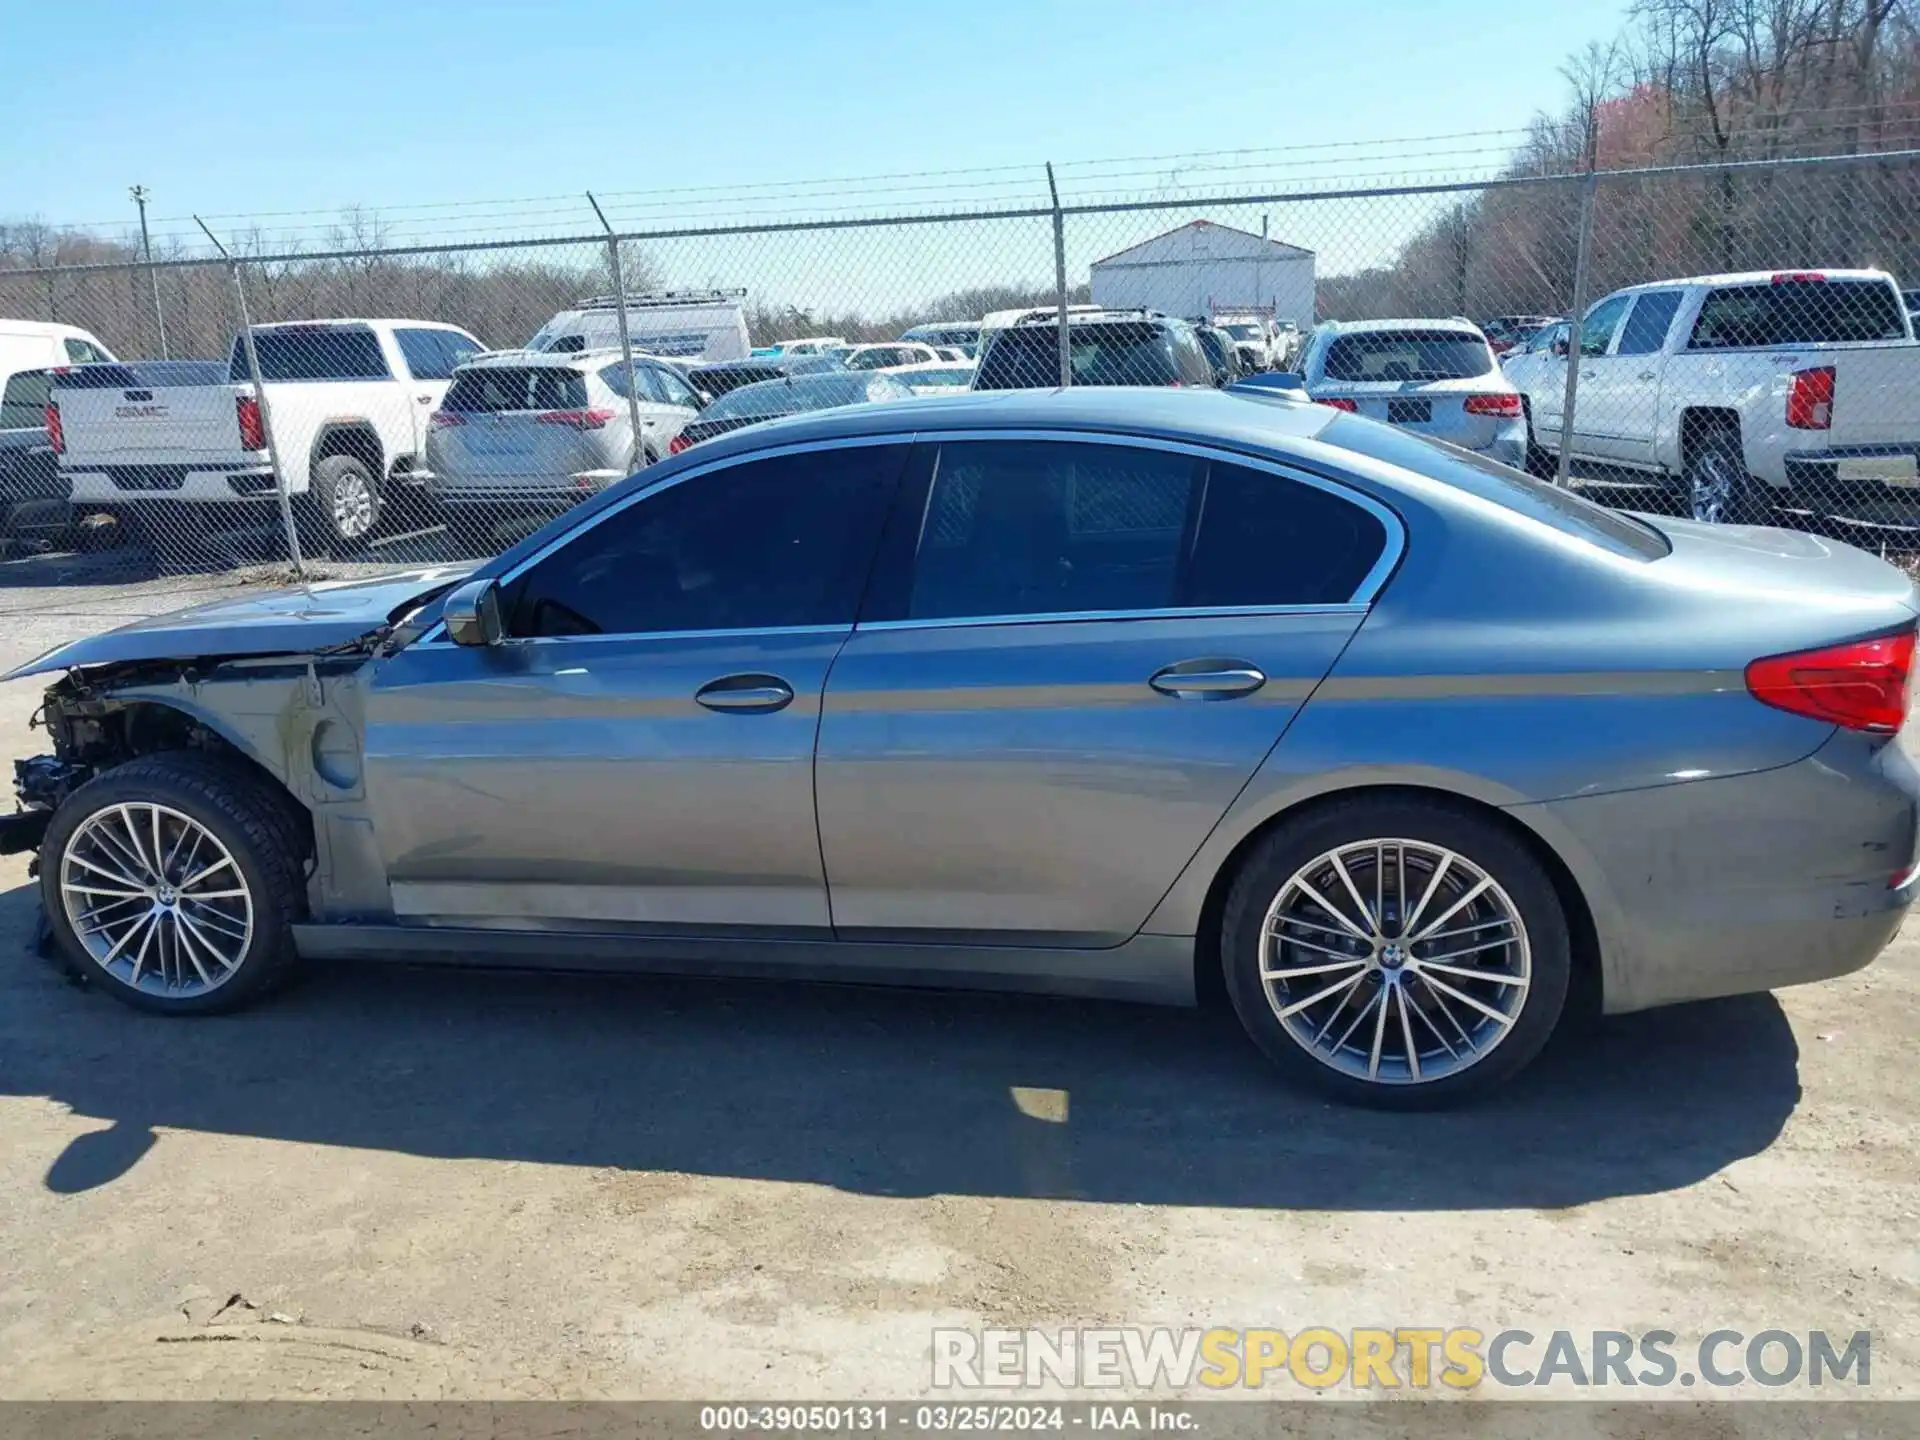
left=1607, top=268, right=1895, bottom=295
left=458, top=347, right=628, bottom=370
left=676, top=387, right=1333, bottom=466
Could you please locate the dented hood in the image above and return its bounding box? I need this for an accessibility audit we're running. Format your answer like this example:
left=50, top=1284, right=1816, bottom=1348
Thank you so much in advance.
left=4, top=566, right=474, bottom=681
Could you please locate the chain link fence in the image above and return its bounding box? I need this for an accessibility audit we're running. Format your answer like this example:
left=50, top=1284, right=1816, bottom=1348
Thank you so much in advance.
left=0, top=149, right=1916, bottom=609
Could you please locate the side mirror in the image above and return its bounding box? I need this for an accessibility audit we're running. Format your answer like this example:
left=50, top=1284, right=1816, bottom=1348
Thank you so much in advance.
left=1550, top=337, right=1570, bottom=357
left=443, top=577, right=504, bottom=647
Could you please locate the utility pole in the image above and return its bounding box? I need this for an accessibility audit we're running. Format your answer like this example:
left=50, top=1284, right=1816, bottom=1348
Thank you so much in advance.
left=130, top=185, right=169, bottom=358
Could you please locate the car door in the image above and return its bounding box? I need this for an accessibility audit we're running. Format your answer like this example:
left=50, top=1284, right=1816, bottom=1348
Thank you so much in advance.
left=1564, top=293, right=1634, bottom=461
left=814, top=435, right=1396, bottom=947
left=645, top=362, right=704, bottom=451
left=361, top=440, right=906, bottom=934
left=1591, top=289, right=1685, bottom=468
left=393, top=327, right=482, bottom=456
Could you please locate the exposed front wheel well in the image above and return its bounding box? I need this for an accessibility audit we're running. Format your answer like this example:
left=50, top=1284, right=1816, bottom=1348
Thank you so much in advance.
left=1192, top=783, right=1602, bottom=1023
left=1678, top=406, right=1743, bottom=468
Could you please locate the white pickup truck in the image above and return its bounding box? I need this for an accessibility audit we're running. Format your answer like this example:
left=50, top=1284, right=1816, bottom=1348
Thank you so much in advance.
left=1502, top=268, right=1920, bottom=524
left=50, top=318, right=484, bottom=552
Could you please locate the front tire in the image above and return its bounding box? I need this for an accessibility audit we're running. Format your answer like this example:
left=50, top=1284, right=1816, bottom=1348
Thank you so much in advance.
left=41, top=755, right=308, bottom=1015
left=1219, top=797, right=1571, bottom=1109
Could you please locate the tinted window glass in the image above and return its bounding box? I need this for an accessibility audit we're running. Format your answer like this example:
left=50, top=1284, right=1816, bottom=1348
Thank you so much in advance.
left=1577, top=295, right=1633, bottom=357
left=443, top=367, right=587, bottom=413
left=1323, top=416, right=1670, bottom=561
left=1320, top=330, right=1492, bottom=381
left=503, top=445, right=903, bottom=637
left=230, top=326, right=391, bottom=382
left=396, top=327, right=474, bottom=380
left=908, top=442, right=1197, bottom=619
left=1687, top=278, right=1908, bottom=348
left=976, top=324, right=1183, bottom=389
left=654, top=366, right=701, bottom=408
left=1186, top=462, right=1388, bottom=607
left=0, top=370, right=48, bottom=429
left=1616, top=292, right=1684, bottom=356
left=63, top=338, right=109, bottom=365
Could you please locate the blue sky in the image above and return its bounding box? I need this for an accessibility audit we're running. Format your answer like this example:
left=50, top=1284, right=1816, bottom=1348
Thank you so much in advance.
left=5, top=0, right=1629, bottom=236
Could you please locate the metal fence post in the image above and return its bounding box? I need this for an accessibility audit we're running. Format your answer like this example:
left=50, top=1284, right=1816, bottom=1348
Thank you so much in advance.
left=587, top=192, right=647, bottom=470
left=1554, top=172, right=1599, bottom=488
left=195, top=217, right=307, bottom=582
left=1047, top=163, right=1070, bottom=388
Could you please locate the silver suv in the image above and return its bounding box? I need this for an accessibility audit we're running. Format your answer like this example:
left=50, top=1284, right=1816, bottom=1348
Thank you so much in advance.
left=425, top=349, right=701, bottom=515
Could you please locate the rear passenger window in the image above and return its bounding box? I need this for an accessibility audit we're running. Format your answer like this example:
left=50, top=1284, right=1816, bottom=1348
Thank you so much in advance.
left=900, top=441, right=1388, bottom=622
left=1186, top=462, right=1388, bottom=607
left=907, top=442, right=1196, bottom=620
left=0, top=370, right=50, bottom=429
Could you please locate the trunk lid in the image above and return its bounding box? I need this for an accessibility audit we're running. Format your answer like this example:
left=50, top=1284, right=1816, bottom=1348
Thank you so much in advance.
left=3, top=566, right=474, bottom=680
left=1312, top=375, right=1516, bottom=451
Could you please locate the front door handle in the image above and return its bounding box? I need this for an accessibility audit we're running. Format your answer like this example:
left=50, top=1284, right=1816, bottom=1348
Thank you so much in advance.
left=695, top=673, right=795, bottom=713
left=1638, top=371, right=1656, bottom=382
left=1149, top=659, right=1267, bottom=701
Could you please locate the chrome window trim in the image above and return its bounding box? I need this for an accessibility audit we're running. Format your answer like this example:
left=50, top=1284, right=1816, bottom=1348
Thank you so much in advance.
left=412, top=623, right=849, bottom=652
left=411, top=425, right=1404, bottom=649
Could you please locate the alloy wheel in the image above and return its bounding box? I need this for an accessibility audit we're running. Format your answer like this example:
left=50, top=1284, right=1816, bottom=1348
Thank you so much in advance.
left=1690, top=452, right=1733, bottom=523
left=333, top=472, right=376, bottom=539
left=1259, top=839, right=1531, bottom=1085
left=59, top=802, right=255, bottom=997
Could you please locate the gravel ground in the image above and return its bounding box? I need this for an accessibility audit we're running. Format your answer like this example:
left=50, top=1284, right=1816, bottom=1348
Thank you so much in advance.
left=0, top=575, right=1915, bottom=1409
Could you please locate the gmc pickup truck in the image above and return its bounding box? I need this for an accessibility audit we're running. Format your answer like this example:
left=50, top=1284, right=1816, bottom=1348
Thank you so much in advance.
left=50, top=319, right=484, bottom=553
left=1503, top=269, right=1920, bottom=524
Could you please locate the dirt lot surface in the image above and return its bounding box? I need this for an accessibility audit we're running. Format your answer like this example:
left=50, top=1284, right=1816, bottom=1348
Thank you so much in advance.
left=0, top=577, right=1916, bottom=1410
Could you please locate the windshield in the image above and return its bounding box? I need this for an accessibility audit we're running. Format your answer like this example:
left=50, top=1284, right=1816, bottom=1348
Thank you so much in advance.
left=1324, top=415, right=1670, bottom=560
left=1222, top=324, right=1262, bottom=341
left=1321, top=330, right=1493, bottom=382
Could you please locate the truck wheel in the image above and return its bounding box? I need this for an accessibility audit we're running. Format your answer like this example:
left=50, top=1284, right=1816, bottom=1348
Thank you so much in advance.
left=1686, top=427, right=1769, bottom=525
left=303, top=454, right=383, bottom=555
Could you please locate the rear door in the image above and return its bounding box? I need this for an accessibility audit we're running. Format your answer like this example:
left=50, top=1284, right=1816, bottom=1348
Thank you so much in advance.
left=394, top=327, right=484, bottom=454
left=815, top=436, right=1395, bottom=946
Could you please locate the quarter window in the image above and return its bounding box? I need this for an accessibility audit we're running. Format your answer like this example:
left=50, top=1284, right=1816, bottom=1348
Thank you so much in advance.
left=502, top=445, right=906, bottom=638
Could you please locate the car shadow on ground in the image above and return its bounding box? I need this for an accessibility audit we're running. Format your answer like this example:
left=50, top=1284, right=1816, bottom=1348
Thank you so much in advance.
left=0, top=881, right=1799, bottom=1207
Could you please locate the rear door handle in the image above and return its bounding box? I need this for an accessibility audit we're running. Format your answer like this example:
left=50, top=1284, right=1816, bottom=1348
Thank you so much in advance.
left=1638, top=371, right=1656, bottom=382
left=1149, top=660, right=1267, bottom=701
left=695, top=673, right=795, bottom=713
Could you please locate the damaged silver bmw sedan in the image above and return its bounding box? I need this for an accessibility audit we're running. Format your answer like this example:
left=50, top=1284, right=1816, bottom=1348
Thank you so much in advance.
left=7, top=388, right=1918, bottom=1108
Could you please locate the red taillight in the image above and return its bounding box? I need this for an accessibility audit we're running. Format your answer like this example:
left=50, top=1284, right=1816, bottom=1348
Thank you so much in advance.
left=1786, top=366, right=1835, bottom=430
left=668, top=432, right=694, bottom=455
left=235, top=394, right=265, bottom=451
left=1745, top=627, right=1915, bottom=734
left=428, top=410, right=465, bottom=429
left=1319, top=397, right=1359, bottom=412
left=1464, top=392, right=1524, bottom=418
left=1771, top=271, right=1827, bottom=284
left=44, top=401, right=63, bottom=455
left=535, top=408, right=615, bottom=430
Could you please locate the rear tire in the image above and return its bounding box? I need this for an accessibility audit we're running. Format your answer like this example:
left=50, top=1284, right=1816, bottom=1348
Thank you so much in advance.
left=299, top=454, right=383, bottom=556
left=40, top=754, right=309, bottom=1016
left=1685, top=425, right=1770, bottom=525
left=1219, top=796, right=1571, bottom=1110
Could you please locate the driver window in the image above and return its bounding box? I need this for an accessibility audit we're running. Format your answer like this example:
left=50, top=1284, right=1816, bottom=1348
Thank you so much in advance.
left=502, top=445, right=907, bottom=638
left=1578, top=295, right=1632, bottom=358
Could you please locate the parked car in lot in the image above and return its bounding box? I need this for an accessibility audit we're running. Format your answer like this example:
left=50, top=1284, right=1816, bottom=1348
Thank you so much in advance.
left=751, top=337, right=845, bottom=358
left=974, top=309, right=1216, bottom=390
left=11, top=387, right=1917, bottom=1111
left=1290, top=318, right=1527, bottom=468
left=1213, top=312, right=1282, bottom=371
left=837, top=342, right=942, bottom=371
left=424, top=349, right=700, bottom=514
left=667, top=370, right=911, bottom=452
left=1502, top=269, right=1920, bottom=523
left=529, top=291, right=751, bottom=364
left=901, top=322, right=982, bottom=357
left=883, top=359, right=977, bottom=395
left=50, top=319, right=485, bottom=553
left=0, top=320, right=118, bottom=546
left=686, top=353, right=843, bottom=402
left=1482, top=315, right=1560, bottom=356
left=1193, top=322, right=1248, bottom=387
